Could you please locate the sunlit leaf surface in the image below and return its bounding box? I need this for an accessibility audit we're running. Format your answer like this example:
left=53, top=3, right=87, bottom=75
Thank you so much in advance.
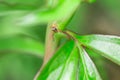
left=36, top=40, right=101, bottom=80
left=85, top=48, right=108, bottom=80
left=36, top=40, right=79, bottom=80
left=76, top=35, right=120, bottom=65
left=78, top=46, right=102, bottom=80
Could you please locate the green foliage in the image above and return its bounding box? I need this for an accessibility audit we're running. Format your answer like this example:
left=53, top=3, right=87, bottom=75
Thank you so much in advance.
left=36, top=33, right=120, bottom=80
left=37, top=40, right=79, bottom=80
left=78, top=46, right=101, bottom=80
left=0, top=0, right=120, bottom=80
left=0, top=0, right=45, bottom=80
left=37, top=40, right=102, bottom=80
left=85, top=48, right=108, bottom=80
left=76, top=35, right=120, bottom=65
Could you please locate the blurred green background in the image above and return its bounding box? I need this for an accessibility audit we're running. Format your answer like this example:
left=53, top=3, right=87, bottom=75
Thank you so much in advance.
left=0, top=0, right=120, bottom=80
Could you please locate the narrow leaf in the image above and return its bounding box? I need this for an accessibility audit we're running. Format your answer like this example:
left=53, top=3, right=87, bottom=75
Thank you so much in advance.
left=36, top=40, right=80, bottom=80
left=76, top=35, right=120, bottom=65
left=85, top=48, right=108, bottom=80
left=36, top=39, right=101, bottom=80
left=78, top=45, right=102, bottom=80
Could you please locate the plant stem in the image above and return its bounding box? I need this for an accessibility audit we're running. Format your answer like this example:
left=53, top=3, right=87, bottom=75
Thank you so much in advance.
left=42, top=0, right=82, bottom=64
left=43, top=23, right=56, bottom=65
left=34, top=0, right=82, bottom=79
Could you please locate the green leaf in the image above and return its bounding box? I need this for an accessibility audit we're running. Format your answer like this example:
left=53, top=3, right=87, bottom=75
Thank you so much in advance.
left=85, top=48, right=108, bottom=80
left=36, top=40, right=101, bottom=80
left=0, top=36, right=44, bottom=57
left=76, top=35, right=120, bottom=65
left=77, top=45, right=102, bottom=80
left=36, top=40, right=80, bottom=80
left=0, top=0, right=82, bottom=38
